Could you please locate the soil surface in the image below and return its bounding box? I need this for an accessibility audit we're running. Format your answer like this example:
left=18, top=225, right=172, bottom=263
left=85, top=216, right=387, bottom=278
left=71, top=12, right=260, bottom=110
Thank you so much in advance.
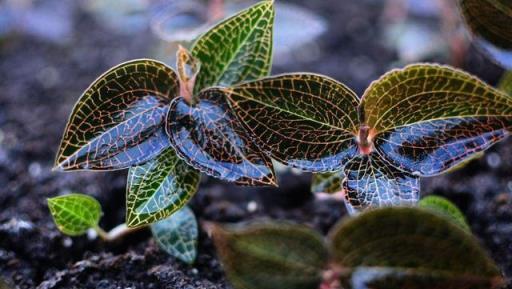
left=0, top=0, right=511, bottom=288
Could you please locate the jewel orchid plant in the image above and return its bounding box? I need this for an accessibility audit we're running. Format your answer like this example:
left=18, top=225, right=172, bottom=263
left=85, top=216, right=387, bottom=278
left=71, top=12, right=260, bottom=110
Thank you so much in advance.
left=49, top=0, right=512, bottom=264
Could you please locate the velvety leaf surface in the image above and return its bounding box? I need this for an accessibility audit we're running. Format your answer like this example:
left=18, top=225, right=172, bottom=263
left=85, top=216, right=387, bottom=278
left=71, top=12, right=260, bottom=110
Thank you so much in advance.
left=311, top=171, right=343, bottom=194
left=460, top=0, right=512, bottom=49
left=126, top=148, right=200, bottom=228
left=329, top=207, right=503, bottom=289
left=191, top=0, right=274, bottom=92
left=150, top=206, right=198, bottom=264
left=224, top=74, right=360, bottom=172
left=419, top=195, right=470, bottom=232
left=362, top=64, right=512, bottom=176
left=499, top=71, right=512, bottom=95
left=166, top=89, right=276, bottom=186
left=460, top=0, right=512, bottom=69
left=211, top=222, right=328, bottom=289
left=342, top=154, right=419, bottom=213
left=48, top=194, right=102, bottom=236
left=55, top=59, right=178, bottom=171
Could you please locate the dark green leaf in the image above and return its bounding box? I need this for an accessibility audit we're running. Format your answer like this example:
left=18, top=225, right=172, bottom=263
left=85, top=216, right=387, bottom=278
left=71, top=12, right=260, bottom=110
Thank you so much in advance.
left=499, top=71, right=512, bottom=95
left=329, top=207, right=503, bottom=289
left=459, top=0, right=512, bottom=69
left=224, top=73, right=360, bottom=172
left=151, top=206, right=198, bottom=264
left=311, top=172, right=343, bottom=194
left=342, top=154, right=419, bottom=213
left=363, top=64, right=512, bottom=176
left=54, top=59, right=178, bottom=171
left=211, top=221, right=328, bottom=289
left=419, top=195, right=470, bottom=232
left=48, top=194, right=102, bottom=236
left=166, top=88, right=276, bottom=186
left=191, top=0, right=274, bottom=92
left=126, top=148, right=200, bottom=228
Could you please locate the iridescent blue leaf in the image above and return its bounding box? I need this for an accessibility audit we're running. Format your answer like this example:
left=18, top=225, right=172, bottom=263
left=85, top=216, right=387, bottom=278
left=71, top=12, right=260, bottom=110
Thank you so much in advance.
left=342, top=154, right=419, bottom=213
left=55, top=59, right=178, bottom=171
left=374, top=117, right=509, bottom=176
left=151, top=206, right=198, bottom=264
left=166, top=88, right=276, bottom=186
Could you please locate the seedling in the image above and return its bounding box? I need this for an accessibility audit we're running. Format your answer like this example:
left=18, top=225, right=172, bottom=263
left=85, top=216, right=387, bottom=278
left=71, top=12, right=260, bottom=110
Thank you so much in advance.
left=210, top=203, right=503, bottom=289
left=51, top=0, right=275, bottom=263
left=48, top=193, right=198, bottom=264
left=211, top=65, right=512, bottom=212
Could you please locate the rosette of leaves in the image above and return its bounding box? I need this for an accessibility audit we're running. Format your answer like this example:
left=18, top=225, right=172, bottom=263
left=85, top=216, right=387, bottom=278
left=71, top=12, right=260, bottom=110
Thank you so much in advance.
left=211, top=206, right=504, bottom=289
left=458, top=0, right=512, bottom=69
left=208, top=64, right=512, bottom=212
left=51, top=0, right=275, bottom=262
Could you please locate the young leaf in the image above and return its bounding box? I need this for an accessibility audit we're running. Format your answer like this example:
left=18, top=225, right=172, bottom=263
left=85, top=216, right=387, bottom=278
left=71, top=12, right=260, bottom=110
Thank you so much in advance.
left=210, top=221, right=328, bottom=289
left=191, top=0, right=275, bottom=92
left=311, top=171, right=343, bottom=194
left=47, top=194, right=102, bottom=236
left=223, top=74, right=360, bottom=172
left=54, top=59, right=178, bottom=171
left=126, top=148, right=200, bottom=228
left=459, top=0, right=512, bottom=69
left=150, top=206, right=198, bottom=264
left=419, top=195, right=470, bottom=232
left=166, top=88, right=276, bottom=186
left=363, top=64, right=512, bottom=176
left=329, top=207, right=504, bottom=289
left=342, top=154, right=419, bottom=213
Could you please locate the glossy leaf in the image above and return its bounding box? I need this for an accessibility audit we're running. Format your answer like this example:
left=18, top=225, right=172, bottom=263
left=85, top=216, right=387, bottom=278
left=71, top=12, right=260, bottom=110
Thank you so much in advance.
left=342, top=154, right=419, bottom=213
left=224, top=73, right=360, bottom=172
left=329, top=207, right=504, bottom=289
left=150, top=206, right=198, bottom=264
left=54, top=59, right=178, bottom=171
left=166, top=88, right=276, bottom=186
left=459, top=0, right=512, bottom=69
left=47, top=194, right=102, bottom=236
left=362, top=64, right=512, bottom=176
left=211, top=221, right=328, bottom=289
left=419, top=195, right=470, bottom=232
left=311, top=171, right=343, bottom=194
left=126, top=148, right=200, bottom=228
left=191, top=1, right=274, bottom=92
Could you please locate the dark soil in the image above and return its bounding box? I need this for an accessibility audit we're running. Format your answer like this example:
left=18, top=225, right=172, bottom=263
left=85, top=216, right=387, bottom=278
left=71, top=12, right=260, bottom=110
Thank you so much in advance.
left=0, top=0, right=510, bottom=288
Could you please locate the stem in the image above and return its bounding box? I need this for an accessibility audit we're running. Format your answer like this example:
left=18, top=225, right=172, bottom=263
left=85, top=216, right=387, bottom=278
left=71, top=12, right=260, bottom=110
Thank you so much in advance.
left=93, top=223, right=145, bottom=242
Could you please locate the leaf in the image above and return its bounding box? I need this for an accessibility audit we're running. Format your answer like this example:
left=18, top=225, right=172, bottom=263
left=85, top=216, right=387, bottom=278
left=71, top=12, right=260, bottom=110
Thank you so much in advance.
left=166, top=88, right=276, bottom=186
left=191, top=0, right=274, bottom=92
left=223, top=73, right=360, bottom=172
left=342, top=154, right=419, bottom=213
left=311, top=171, right=343, bottom=194
left=419, top=195, right=470, bottom=232
left=47, top=194, right=102, bottom=236
left=150, top=206, right=198, bottom=264
left=362, top=64, right=512, bottom=176
left=329, top=207, right=504, bottom=289
left=126, top=148, right=200, bottom=228
left=499, top=71, right=512, bottom=95
left=54, top=59, right=178, bottom=171
left=210, top=221, right=328, bottom=289
left=459, top=0, right=512, bottom=69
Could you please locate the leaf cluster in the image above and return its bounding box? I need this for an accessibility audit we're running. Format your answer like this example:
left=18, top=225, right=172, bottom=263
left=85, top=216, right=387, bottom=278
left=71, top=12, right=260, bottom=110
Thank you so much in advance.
left=211, top=205, right=503, bottom=289
left=50, top=0, right=512, bottom=263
